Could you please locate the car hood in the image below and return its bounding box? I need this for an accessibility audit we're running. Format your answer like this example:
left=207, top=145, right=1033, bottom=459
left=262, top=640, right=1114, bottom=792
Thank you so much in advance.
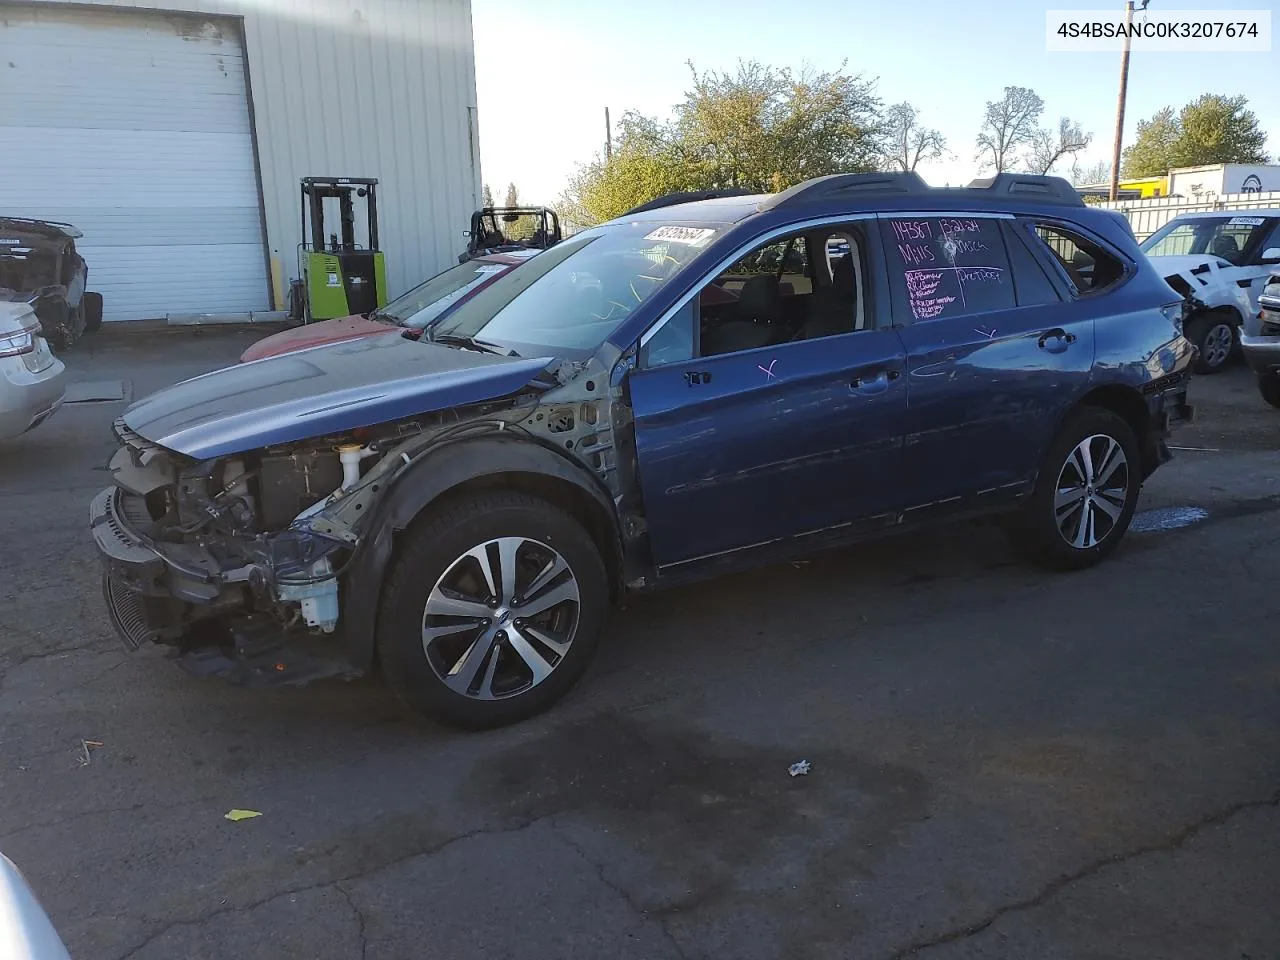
left=123, top=333, right=556, bottom=459
left=239, top=315, right=397, bottom=362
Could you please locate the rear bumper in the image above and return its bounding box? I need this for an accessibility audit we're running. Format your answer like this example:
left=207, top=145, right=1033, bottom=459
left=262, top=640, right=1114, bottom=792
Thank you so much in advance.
left=1143, top=379, right=1194, bottom=476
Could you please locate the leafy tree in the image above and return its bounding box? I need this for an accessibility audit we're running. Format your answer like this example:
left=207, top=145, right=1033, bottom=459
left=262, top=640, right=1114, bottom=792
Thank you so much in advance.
left=1121, top=107, right=1181, bottom=177
left=1122, top=96, right=1270, bottom=177
left=975, top=86, right=1044, bottom=173
left=1171, top=94, right=1269, bottom=168
left=1026, top=117, right=1091, bottom=175
left=558, top=59, right=884, bottom=225
left=481, top=183, right=494, bottom=207
left=503, top=182, right=520, bottom=208
left=880, top=102, right=947, bottom=173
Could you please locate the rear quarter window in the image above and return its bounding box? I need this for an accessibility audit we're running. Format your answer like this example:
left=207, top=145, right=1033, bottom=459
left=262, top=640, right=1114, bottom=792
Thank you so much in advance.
left=1028, top=222, right=1129, bottom=296
left=879, top=216, right=1016, bottom=322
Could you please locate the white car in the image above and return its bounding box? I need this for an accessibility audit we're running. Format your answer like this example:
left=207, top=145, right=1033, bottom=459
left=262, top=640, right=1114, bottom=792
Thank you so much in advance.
left=0, top=300, right=66, bottom=439
left=1139, top=210, right=1280, bottom=373
left=0, top=852, right=72, bottom=959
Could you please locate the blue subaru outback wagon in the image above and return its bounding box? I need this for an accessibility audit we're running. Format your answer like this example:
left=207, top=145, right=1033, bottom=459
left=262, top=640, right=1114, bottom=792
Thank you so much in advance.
left=92, top=173, right=1196, bottom=728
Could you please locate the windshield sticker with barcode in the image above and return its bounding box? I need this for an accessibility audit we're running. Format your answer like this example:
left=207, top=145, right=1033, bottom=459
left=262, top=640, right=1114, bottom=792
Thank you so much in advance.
left=1228, top=216, right=1265, bottom=226
left=644, top=226, right=717, bottom=246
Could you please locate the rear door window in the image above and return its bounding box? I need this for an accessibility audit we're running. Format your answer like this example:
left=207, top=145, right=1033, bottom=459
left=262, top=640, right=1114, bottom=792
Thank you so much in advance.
left=879, top=216, right=1016, bottom=322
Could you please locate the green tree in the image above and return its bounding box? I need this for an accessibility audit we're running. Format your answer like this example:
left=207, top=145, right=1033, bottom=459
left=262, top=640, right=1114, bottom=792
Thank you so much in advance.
left=558, top=59, right=884, bottom=225
left=1171, top=94, right=1269, bottom=168
left=482, top=183, right=494, bottom=207
left=503, top=182, right=520, bottom=208
left=975, top=86, right=1044, bottom=173
left=1122, top=96, right=1269, bottom=177
left=1121, top=106, right=1180, bottom=177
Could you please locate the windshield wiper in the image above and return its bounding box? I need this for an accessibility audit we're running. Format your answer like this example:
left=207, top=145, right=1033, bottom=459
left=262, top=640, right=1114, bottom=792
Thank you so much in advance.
left=429, top=331, right=519, bottom=357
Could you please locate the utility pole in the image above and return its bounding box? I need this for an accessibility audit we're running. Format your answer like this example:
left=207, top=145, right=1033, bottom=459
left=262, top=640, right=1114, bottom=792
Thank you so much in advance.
left=1109, top=0, right=1149, bottom=200
left=605, top=106, right=612, bottom=161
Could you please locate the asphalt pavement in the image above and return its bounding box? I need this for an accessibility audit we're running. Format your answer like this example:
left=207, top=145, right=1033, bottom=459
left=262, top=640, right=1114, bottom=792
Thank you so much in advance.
left=1, top=326, right=1278, bottom=960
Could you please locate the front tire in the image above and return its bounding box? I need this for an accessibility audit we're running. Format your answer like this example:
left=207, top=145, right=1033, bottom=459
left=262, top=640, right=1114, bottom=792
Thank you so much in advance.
left=376, top=491, right=608, bottom=729
left=1007, top=407, right=1141, bottom=571
left=1186, top=310, right=1236, bottom=374
left=1257, top=372, right=1280, bottom=409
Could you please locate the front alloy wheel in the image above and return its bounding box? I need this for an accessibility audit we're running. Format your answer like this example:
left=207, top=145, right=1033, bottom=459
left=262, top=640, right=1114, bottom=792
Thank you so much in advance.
left=423, top=536, right=581, bottom=701
left=377, top=491, right=607, bottom=729
left=1188, top=312, right=1235, bottom=374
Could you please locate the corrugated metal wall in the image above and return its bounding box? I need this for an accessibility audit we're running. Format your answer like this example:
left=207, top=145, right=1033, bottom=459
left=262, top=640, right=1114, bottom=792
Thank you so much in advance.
left=25, top=0, right=481, bottom=307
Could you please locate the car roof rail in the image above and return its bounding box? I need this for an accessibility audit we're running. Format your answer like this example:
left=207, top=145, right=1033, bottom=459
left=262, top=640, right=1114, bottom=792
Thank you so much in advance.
left=621, top=188, right=756, bottom=216
left=965, top=173, right=1084, bottom=206
left=758, top=172, right=931, bottom=211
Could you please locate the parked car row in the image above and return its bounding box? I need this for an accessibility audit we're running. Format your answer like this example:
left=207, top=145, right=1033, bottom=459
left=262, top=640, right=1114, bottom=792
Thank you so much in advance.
left=90, top=172, right=1197, bottom=730
left=1139, top=208, right=1280, bottom=374
left=1241, top=271, right=1280, bottom=407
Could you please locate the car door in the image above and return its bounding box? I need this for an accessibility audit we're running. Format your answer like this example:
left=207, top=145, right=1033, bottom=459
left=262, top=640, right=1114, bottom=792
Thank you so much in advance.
left=879, top=213, right=1097, bottom=512
left=623, top=218, right=909, bottom=569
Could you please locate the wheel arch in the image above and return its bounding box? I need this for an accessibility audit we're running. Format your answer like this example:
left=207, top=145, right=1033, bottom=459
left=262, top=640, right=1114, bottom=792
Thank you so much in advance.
left=337, top=436, right=624, bottom=672
left=1050, top=382, right=1160, bottom=479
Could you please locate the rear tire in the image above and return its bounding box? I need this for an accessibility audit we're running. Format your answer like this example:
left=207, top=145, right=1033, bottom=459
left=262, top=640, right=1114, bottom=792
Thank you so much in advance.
left=376, top=491, right=608, bottom=729
left=82, top=292, right=104, bottom=333
left=1007, top=407, right=1141, bottom=571
left=1258, top=372, right=1280, bottom=409
left=1186, top=310, right=1236, bottom=374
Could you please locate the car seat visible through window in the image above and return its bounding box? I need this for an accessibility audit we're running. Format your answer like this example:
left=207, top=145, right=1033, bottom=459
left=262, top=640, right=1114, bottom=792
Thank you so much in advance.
left=792, top=254, right=856, bottom=340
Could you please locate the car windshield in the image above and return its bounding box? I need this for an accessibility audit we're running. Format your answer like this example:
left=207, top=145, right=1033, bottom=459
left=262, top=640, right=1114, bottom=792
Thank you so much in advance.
left=1140, top=215, right=1274, bottom=265
left=430, top=220, right=725, bottom=358
left=374, top=260, right=515, bottom=329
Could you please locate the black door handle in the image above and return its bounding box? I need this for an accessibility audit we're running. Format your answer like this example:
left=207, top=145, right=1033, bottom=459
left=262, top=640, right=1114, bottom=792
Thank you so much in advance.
left=1038, top=328, right=1077, bottom=348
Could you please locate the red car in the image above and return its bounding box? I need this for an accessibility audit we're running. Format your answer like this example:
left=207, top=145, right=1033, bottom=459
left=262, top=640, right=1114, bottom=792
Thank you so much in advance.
left=241, top=251, right=538, bottom=363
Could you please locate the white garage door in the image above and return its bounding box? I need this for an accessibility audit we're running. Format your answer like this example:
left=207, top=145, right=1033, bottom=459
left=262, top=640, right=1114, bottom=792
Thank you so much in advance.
left=0, top=5, right=269, bottom=322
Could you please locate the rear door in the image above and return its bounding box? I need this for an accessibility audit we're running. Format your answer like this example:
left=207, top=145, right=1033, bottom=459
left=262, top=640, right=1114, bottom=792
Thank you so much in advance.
left=879, top=213, right=1096, bottom=512
left=624, top=218, right=910, bottom=569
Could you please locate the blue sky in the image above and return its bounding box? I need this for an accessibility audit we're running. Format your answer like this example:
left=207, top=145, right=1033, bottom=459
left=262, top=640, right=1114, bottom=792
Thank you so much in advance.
left=471, top=0, right=1278, bottom=203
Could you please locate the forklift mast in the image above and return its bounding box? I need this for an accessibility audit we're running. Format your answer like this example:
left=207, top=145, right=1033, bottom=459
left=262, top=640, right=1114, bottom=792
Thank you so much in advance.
left=294, top=177, right=387, bottom=324
left=301, top=177, right=379, bottom=252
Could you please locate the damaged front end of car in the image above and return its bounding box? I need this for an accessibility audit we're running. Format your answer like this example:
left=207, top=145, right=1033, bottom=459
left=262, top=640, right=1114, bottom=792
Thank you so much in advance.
left=89, top=347, right=638, bottom=687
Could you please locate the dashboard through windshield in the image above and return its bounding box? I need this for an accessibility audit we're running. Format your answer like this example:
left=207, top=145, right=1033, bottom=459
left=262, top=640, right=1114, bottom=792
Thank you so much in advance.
left=429, top=221, right=727, bottom=358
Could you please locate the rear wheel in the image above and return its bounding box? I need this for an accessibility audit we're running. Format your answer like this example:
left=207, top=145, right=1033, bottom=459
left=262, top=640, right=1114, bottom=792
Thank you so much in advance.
left=376, top=491, right=608, bottom=729
left=1186, top=310, right=1236, bottom=374
left=1258, top=372, right=1280, bottom=409
left=1007, top=407, right=1141, bottom=571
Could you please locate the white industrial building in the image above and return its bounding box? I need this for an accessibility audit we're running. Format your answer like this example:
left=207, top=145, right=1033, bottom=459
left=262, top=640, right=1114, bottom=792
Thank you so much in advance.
left=1167, top=164, right=1280, bottom=200
left=0, top=0, right=480, bottom=323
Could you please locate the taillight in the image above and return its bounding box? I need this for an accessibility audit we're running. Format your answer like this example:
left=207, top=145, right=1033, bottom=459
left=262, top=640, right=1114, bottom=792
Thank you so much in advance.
left=0, top=321, right=39, bottom=358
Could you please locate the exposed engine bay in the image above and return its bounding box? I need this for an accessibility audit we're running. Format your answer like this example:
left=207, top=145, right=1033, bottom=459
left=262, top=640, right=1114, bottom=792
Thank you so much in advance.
left=92, top=354, right=632, bottom=684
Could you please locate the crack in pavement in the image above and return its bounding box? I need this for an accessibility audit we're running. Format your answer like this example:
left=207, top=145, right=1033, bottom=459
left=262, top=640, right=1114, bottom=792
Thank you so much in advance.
left=110, top=817, right=550, bottom=960
left=334, top=881, right=369, bottom=960
left=552, top=822, right=691, bottom=960
left=884, top=789, right=1280, bottom=960
left=0, top=798, right=215, bottom=845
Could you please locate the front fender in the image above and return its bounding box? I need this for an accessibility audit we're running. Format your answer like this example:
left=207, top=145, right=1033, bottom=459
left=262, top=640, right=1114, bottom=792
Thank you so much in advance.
left=336, top=435, right=621, bottom=670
